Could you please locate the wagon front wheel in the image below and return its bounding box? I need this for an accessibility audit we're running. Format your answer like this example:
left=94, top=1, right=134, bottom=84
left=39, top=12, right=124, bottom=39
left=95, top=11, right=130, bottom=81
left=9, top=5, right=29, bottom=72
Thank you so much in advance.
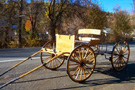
left=41, top=41, right=65, bottom=70
left=67, top=45, right=96, bottom=82
left=111, top=40, right=130, bottom=71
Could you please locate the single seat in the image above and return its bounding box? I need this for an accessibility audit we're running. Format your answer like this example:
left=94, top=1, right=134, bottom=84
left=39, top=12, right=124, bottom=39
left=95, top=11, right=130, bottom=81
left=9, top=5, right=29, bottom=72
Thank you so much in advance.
left=75, top=29, right=101, bottom=46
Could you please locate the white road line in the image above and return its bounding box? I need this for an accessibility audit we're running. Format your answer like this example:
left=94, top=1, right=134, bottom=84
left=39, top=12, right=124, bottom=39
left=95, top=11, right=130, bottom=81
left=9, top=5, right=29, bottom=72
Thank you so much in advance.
left=0, top=57, right=40, bottom=63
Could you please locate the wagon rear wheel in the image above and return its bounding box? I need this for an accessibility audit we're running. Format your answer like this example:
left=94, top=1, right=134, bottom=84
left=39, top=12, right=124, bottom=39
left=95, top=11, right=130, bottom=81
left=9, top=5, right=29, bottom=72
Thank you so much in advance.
left=111, top=40, right=130, bottom=71
left=67, top=45, right=96, bottom=82
left=41, top=41, right=65, bottom=70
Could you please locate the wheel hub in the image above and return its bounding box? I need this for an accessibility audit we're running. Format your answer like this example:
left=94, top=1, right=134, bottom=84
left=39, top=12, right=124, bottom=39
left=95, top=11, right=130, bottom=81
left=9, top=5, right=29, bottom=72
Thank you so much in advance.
left=119, top=50, right=124, bottom=60
left=51, top=54, right=55, bottom=58
left=80, top=61, right=85, bottom=67
left=120, top=54, right=124, bottom=57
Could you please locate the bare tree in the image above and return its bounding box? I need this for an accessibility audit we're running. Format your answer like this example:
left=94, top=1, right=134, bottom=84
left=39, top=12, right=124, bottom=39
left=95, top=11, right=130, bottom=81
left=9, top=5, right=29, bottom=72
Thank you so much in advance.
left=24, top=0, right=44, bottom=39
left=43, top=0, right=94, bottom=40
left=0, top=0, right=19, bottom=48
left=44, top=0, right=71, bottom=40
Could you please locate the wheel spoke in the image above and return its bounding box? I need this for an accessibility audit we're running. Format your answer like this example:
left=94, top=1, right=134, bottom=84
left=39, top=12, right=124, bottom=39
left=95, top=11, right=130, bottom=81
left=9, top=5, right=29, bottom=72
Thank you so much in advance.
left=42, top=56, right=51, bottom=61
left=80, top=68, right=83, bottom=80
left=56, top=58, right=61, bottom=64
left=52, top=59, right=54, bottom=68
left=113, top=57, right=119, bottom=64
left=82, top=67, right=86, bottom=78
left=114, top=62, right=118, bottom=68
left=115, top=60, right=119, bottom=68
left=78, top=49, right=82, bottom=61
left=72, top=66, right=79, bottom=76
left=75, top=68, right=80, bottom=79
left=70, top=56, right=80, bottom=63
left=69, top=64, right=79, bottom=66
left=85, top=52, right=93, bottom=60
left=55, top=59, right=57, bottom=67
left=120, top=60, right=125, bottom=68
left=123, top=53, right=128, bottom=56
left=121, top=58, right=126, bottom=65
left=118, top=43, right=121, bottom=51
left=113, top=55, right=119, bottom=59
left=82, top=48, right=84, bottom=60
left=84, top=49, right=89, bottom=59
left=117, top=61, right=120, bottom=68
left=69, top=66, right=78, bottom=71
left=83, top=66, right=91, bottom=75
left=120, top=42, right=122, bottom=50
left=122, top=45, right=127, bottom=52
left=123, top=48, right=128, bottom=54
left=85, top=59, right=94, bottom=64
left=85, top=64, right=93, bottom=70
left=123, top=56, right=128, bottom=60
left=73, top=53, right=81, bottom=62
left=48, top=61, right=51, bottom=67
left=115, top=47, right=120, bottom=53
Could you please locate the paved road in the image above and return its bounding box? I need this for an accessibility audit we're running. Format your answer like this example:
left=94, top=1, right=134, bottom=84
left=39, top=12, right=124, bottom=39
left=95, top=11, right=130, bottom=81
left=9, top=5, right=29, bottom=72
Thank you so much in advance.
left=0, top=44, right=135, bottom=90
left=0, top=47, right=41, bottom=62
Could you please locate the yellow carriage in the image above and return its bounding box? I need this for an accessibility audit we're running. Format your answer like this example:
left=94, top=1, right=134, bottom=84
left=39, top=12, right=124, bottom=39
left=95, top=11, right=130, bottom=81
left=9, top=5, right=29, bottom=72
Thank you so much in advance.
left=0, top=29, right=130, bottom=88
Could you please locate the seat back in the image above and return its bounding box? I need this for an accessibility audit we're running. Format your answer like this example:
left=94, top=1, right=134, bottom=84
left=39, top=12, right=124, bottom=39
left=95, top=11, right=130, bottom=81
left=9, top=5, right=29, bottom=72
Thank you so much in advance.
left=78, top=29, right=101, bottom=45
left=56, top=34, right=75, bottom=53
left=78, top=29, right=101, bottom=35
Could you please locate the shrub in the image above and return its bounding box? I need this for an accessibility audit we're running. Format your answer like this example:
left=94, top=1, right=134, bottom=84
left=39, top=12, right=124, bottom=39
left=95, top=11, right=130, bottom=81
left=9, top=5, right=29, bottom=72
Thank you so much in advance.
left=23, top=36, right=40, bottom=47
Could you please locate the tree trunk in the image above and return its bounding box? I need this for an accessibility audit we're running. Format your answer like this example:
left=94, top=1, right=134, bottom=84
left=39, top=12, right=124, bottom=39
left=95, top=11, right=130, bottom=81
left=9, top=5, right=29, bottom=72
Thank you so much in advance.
left=19, top=16, right=22, bottom=48
left=4, top=29, right=8, bottom=48
left=49, top=25, right=56, bottom=41
left=19, top=0, right=23, bottom=48
left=31, top=25, right=36, bottom=39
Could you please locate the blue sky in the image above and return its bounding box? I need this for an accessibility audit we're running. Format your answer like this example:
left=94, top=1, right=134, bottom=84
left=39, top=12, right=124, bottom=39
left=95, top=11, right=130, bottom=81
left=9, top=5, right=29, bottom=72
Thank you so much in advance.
left=26, top=0, right=134, bottom=13
left=96, top=0, right=133, bottom=13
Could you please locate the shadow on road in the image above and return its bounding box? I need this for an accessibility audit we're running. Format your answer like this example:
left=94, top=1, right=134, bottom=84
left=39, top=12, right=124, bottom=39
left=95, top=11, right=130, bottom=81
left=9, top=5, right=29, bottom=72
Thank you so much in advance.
left=14, top=75, right=68, bottom=84
left=96, top=63, right=135, bottom=81
left=1, top=61, right=134, bottom=90
left=52, top=63, right=135, bottom=90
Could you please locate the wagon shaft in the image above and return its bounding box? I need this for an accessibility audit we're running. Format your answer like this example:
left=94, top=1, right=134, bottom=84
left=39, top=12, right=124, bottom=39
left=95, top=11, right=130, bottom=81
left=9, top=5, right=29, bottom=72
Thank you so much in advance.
left=0, top=50, right=42, bottom=77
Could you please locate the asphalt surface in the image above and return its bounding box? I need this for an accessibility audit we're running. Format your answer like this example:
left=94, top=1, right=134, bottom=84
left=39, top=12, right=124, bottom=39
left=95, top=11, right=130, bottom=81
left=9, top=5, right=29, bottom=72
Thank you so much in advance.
left=0, top=47, right=41, bottom=62
left=0, top=44, right=135, bottom=90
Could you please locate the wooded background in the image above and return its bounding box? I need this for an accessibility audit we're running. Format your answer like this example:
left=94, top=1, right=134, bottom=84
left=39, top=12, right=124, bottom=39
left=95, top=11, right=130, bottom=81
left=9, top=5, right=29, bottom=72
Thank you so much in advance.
left=0, top=0, right=135, bottom=48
